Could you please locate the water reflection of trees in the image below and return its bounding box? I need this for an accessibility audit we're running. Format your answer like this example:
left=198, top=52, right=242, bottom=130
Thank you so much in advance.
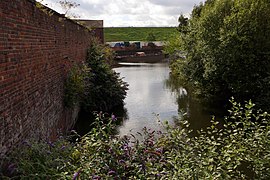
left=164, top=74, right=190, bottom=117
left=164, top=74, right=214, bottom=132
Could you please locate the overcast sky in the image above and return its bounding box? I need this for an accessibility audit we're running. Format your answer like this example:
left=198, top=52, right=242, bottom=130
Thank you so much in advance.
left=41, top=0, right=205, bottom=27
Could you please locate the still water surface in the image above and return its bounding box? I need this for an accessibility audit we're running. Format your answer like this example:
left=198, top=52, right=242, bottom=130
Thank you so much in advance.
left=114, top=62, right=213, bottom=136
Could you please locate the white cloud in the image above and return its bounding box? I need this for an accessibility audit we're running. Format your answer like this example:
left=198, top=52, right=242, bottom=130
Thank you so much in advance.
left=41, top=0, right=205, bottom=27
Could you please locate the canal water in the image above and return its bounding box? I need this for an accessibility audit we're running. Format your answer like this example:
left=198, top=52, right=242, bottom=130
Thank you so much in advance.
left=114, top=62, right=214, bottom=136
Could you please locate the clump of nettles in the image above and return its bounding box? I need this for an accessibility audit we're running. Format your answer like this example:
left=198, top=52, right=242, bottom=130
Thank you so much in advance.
left=1, top=99, right=270, bottom=179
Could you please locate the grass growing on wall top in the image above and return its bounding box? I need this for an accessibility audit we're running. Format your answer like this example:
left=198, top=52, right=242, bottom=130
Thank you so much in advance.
left=104, top=27, right=177, bottom=42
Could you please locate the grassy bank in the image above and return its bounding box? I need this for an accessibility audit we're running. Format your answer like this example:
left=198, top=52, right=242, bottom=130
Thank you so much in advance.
left=104, top=27, right=177, bottom=42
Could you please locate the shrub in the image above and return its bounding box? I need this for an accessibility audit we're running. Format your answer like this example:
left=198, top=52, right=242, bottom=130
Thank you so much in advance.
left=167, top=0, right=270, bottom=109
left=64, top=63, right=89, bottom=108
left=1, top=99, right=269, bottom=179
left=64, top=39, right=128, bottom=112
left=82, top=40, right=128, bottom=112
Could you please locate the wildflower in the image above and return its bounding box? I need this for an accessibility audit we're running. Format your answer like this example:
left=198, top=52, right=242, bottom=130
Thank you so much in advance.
left=72, top=169, right=81, bottom=180
left=111, top=114, right=116, bottom=121
left=156, top=148, right=163, bottom=154
left=108, top=170, right=116, bottom=175
left=48, top=141, right=55, bottom=147
left=61, top=145, right=66, bottom=150
left=7, top=163, right=17, bottom=175
left=122, top=144, right=129, bottom=150
left=119, top=159, right=125, bottom=164
left=22, top=140, right=31, bottom=147
left=92, top=175, right=101, bottom=179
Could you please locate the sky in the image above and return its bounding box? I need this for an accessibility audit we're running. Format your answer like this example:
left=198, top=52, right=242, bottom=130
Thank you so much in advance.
left=41, top=0, right=205, bottom=27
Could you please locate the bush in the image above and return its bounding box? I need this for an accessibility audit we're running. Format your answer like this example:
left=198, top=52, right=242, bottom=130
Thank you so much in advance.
left=0, top=137, right=75, bottom=179
left=64, top=63, right=89, bottom=108
left=82, top=40, right=128, bottom=112
left=167, top=0, right=270, bottom=109
left=2, top=99, right=269, bottom=179
left=64, top=39, right=128, bottom=112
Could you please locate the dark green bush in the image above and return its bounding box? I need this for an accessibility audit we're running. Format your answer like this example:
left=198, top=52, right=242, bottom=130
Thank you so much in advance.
left=82, top=40, right=128, bottom=112
left=64, top=39, right=128, bottom=112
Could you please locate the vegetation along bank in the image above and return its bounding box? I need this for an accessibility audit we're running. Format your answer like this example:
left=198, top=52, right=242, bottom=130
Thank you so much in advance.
left=165, top=0, right=270, bottom=110
left=1, top=0, right=270, bottom=179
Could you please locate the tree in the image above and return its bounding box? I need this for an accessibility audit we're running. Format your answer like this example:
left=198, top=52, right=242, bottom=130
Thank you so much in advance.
left=36, top=0, right=80, bottom=18
left=169, top=0, right=270, bottom=109
left=177, top=14, right=188, bottom=33
left=58, top=0, right=80, bottom=18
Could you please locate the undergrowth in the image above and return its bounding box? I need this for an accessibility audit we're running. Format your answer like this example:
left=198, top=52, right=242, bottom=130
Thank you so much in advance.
left=1, top=99, right=269, bottom=179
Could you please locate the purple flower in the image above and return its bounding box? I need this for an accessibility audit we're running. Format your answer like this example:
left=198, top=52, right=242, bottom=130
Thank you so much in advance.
left=72, top=169, right=81, bottom=180
left=111, top=114, right=116, bottom=121
left=108, top=170, right=116, bottom=175
left=22, top=140, right=31, bottom=147
left=61, top=145, right=66, bottom=150
left=119, top=159, right=125, bottom=164
left=48, top=141, right=55, bottom=147
left=92, top=175, right=101, bottom=179
left=156, top=148, right=163, bottom=154
left=7, top=163, right=17, bottom=175
left=122, top=144, right=129, bottom=150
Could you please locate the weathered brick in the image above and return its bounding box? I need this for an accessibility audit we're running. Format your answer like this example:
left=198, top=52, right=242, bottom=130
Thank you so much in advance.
left=0, top=0, right=100, bottom=156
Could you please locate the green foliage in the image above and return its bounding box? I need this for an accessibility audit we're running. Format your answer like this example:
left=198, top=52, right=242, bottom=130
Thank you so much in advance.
left=146, top=32, right=156, bottom=42
left=82, top=40, right=128, bottom=111
left=177, top=14, right=188, bottom=33
left=163, top=33, right=184, bottom=57
left=1, top=137, right=75, bottom=179
left=163, top=98, right=270, bottom=179
left=64, top=39, right=128, bottom=111
left=35, top=0, right=54, bottom=16
left=64, top=63, right=89, bottom=107
left=104, top=27, right=177, bottom=42
left=168, top=0, right=270, bottom=109
left=2, top=100, right=270, bottom=179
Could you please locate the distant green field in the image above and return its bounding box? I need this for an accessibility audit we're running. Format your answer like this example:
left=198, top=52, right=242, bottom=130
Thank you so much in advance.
left=104, top=27, right=178, bottom=42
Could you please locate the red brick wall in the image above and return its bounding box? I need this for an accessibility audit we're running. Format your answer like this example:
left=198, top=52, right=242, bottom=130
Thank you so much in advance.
left=0, top=0, right=93, bottom=155
left=92, top=28, right=104, bottom=44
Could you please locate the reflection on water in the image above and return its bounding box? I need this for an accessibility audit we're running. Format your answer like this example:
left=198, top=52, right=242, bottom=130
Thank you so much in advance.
left=164, top=74, right=215, bottom=132
left=114, top=62, right=214, bottom=136
left=114, top=63, right=178, bottom=136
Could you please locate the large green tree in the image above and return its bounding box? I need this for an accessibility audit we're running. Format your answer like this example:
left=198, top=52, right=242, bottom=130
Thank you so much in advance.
left=169, top=0, right=270, bottom=109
